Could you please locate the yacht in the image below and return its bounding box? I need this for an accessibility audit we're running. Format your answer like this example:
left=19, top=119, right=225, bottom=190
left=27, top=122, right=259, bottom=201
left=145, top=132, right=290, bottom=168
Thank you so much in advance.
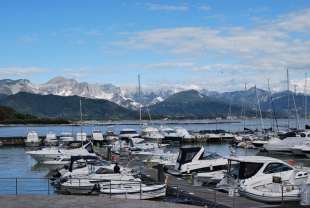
left=290, top=131, right=310, bottom=156
left=58, top=132, right=74, bottom=144
left=238, top=169, right=310, bottom=203
left=26, top=141, right=96, bottom=162
left=159, top=126, right=182, bottom=144
left=140, top=125, right=164, bottom=143
left=104, top=126, right=119, bottom=145
left=251, top=137, right=281, bottom=152
left=166, top=146, right=228, bottom=176
left=91, top=129, right=104, bottom=146
left=216, top=155, right=309, bottom=192
left=263, top=137, right=307, bottom=155
left=118, top=128, right=139, bottom=140
left=174, top=127, right=195, bottom=143
left=24, top=131, right=41, bottom=147
left=44, top=132, right=58, bottom=146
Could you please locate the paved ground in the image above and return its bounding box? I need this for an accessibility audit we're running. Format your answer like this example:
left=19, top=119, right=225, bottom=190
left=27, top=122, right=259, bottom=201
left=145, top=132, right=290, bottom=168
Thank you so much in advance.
left=0, top=195, right=197, bottom=208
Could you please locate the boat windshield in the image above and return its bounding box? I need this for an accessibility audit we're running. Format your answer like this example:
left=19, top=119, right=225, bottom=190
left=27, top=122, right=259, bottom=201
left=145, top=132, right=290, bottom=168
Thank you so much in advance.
left=200, top=152, right=223, bottom=160
left=95, top=167, right=114, bottom=174
left=229, top=162, right=264, bottom=180
left=263, top=163, right=293, bottom=174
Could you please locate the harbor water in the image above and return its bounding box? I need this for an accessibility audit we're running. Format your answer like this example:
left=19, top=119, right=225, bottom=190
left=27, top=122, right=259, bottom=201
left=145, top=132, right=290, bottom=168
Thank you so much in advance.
left=0, top=118, right=309, bottom=195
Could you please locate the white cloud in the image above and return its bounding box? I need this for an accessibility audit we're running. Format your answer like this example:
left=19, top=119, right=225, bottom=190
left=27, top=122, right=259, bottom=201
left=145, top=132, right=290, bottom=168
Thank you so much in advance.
left=0, top=67, right=48, bottom=77
left=145, top=62, right=194, bottom=70
left=199, top=6, right=211, bottom=11
left=146, top=4, right=188, bottom=11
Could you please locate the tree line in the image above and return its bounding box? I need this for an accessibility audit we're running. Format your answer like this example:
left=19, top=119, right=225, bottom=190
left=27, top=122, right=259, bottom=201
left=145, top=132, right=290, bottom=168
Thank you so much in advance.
left=0, top=106, right=69, bottom=124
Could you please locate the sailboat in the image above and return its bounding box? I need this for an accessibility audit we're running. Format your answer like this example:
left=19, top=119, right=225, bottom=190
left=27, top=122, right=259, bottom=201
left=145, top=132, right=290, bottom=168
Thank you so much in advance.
left=138, top=75, right=164, bottom=143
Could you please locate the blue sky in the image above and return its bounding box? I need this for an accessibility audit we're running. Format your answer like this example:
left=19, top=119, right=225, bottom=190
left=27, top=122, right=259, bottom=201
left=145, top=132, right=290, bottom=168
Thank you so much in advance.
left=1, top=0, right=310, bottom=93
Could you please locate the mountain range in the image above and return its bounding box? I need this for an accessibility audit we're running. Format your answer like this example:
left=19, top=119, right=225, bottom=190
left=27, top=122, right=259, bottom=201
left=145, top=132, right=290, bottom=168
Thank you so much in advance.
left=0, top=77, right=307, bottom=119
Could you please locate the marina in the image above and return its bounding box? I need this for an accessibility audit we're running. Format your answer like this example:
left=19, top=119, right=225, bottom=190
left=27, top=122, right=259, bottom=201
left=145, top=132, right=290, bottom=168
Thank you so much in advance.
left=1, top=119, right=310, bottom=207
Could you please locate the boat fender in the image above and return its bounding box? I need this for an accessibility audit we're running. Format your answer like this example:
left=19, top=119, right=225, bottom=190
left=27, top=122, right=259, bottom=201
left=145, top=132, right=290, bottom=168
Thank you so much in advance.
left=158, top=143, right=161, bottom=148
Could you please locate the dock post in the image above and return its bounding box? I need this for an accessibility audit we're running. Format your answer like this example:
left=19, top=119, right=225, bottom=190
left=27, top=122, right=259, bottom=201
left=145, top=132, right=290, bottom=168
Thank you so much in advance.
left=158, top=163, right=164, bottom=183
left=107, top=146, right=112, bottom=161
left=140, top=162, right=144, bottom=174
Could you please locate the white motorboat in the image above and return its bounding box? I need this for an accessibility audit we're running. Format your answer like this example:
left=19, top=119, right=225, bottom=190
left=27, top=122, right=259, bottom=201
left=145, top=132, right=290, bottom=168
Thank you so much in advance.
left=128, top=137, right=169, bottom=151
left=174, top=127, right=195, bottom=143
left=42, top=156, right=71, bottom=171
left=26, top=141, right=96, bottom=162
left=159, top=126, right=182, bottom=144
left=301, top=146, right=310, bottom=158
left=131, top=148, right=177, bottom=161
left=62, top=176, right=142, bottom=195
left=91, top=129, right=104, bottom=146
left=99, top=183, right=167, bottom=199
left=238, top=169, right=310, bottom=203
left=104, top=126, right=119, bottom=145
left=290, top=132, right=310, bottom=156
left=24, top=131, right=41, bottom=147
left=197, top=170, right=226, bottom=184
left=44, top=132, right=58, bottom=146
left=140, top=125, right=164, bottom=143
left=142, top=155, right=177, bottom=168
left=166, top=146, right=228, bottom=176
left=118, top=128, right=140, bottom=140
left=58, top=132, right=75, bottom=144
left=251, top=137, right=281, bottom=151
left=263, top=137, right=307, bottom=155
left=216, top=155, right=309, bottom=192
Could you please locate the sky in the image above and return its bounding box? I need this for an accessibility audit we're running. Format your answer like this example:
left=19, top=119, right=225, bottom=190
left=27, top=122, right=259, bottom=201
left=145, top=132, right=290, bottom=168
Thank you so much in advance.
left=1, top=0, right=310, bottom=93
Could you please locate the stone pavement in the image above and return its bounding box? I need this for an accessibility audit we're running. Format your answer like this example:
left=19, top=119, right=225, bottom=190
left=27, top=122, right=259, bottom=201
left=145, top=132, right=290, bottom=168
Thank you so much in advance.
left=0, top=195, right=196, bottom=208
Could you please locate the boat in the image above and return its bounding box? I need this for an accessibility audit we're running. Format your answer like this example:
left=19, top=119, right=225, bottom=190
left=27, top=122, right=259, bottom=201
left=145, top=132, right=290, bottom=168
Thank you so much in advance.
left=197, top=170, right=226, bottom=184
left=24, top=131, right=41, bottom=147
left=58, top=155, right=138, bottom=194
left=58, top=132, right=75, bottom=144
left=216, top=155, right=309, bottom=192
left=128, top=137, right=169, bottom=151
left=42, top=156, right=71, bottom=171
left=99, top=182, right=167, bottom=199
left=142, top=155, right=177, bottom=168
left=159, top=126, right=182, bottom=144
left=104, top=126, right=118, bottom=145
left=251, top=136, right=281, bottom=152
left=290, top=132, right=310, bottom=156
left=131, top=148, right=177, bottom=161
left=118, top=128, right=140, bottom=140
left=91, top=129, right=104, bottom=146
left=44, top=132, right=58, bottom=146
left=174, top=127, right=195, bottom=143
left=238, top=169, right=310, bottom=203
left=26, top=141, right=96, bottom=162
left=263, top=137, right=307, bottom=155
left=166, top=146, right=228, bottom=176
left=140, top=125, right=164, bottom=143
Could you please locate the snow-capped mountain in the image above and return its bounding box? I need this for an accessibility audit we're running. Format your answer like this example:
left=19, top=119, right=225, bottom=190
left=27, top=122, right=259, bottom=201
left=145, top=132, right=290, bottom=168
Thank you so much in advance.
left=0, top=77, right=184, bottom=109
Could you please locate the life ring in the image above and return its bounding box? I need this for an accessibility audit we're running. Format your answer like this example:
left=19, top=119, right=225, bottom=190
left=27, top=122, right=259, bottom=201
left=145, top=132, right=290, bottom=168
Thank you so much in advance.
left=158, top=143, right=161, bottom=148
left=288, top=159, right=296, bottom=166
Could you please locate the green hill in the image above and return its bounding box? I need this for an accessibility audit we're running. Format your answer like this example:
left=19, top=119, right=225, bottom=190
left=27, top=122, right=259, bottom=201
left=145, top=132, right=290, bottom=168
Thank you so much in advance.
left=0, top=92, right=139, bottom=120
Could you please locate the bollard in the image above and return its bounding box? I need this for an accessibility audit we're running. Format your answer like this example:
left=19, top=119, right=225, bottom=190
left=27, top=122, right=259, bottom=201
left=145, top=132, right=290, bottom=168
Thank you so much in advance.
left=158, top=163, right=164, bottom=183
left=191, top=172, right=197, bottom=185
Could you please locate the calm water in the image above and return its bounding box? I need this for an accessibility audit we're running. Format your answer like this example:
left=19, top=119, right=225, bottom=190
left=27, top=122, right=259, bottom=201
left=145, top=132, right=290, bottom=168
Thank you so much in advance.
left=0, top=118, right=308, bottom=194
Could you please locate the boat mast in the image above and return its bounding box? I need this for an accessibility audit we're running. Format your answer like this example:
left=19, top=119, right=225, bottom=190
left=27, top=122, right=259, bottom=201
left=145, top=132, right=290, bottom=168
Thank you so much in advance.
left=287, top=69, right=290, bottom=130
left=305, top=72, right=308, bottom=127
left=243, top=83, right=246, bottom=133
left=138, top=75, right=141, bottom=132
left=80, top=99, right=83, bottom=146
